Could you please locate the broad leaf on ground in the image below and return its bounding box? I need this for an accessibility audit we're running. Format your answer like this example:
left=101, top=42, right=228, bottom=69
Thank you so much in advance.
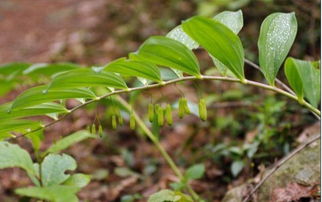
left=63, top=173, right=91, bottom=188
left=0, top=142, right=38, bottom=185
left=148, top=189, right=193, bottom=202
left=15, top=185, right=79, bottom=202
left=184, top=163, right=205, bottom=180
left=41, top=154, right=77, bottom=187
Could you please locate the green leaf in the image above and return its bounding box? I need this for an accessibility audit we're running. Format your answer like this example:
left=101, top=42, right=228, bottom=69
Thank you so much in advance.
left=182, top=16, right=245, bottom=80
left=0, top=119, right=41, bottom=139
left=258, top=12, right=298, bottom=85
left=63, top=174, right=91, bottom=188
left=132, top=36, right=201, bottom=77
left=285, top=57, right=321, bottom=107
left=10, top=85, right=96, bottom=110
left=148, top=189, right=193, bottom=202
left=0, top=142, right=36, bottom=177
left=231, top=160, right=244, bottom=177
left=105, top=58, right=161, bottom=82
left=41, top=154, right=77, bottom=187
left=23, top=63, right=81, bottom=76
left=44, top=130, right=96, bottom=155
left=47, top=68, right=127, bottom=90
left=284, top=58, right=304, bottom=100
left=160, top=67, right=181, bottom=80
left=184, top=163, right=205, bottom=180
left=15, top=185, right=79, bottom=202
left=0, top=102, right=68, bottom=120
left=166, top=25, right=199, bottom=50
left=213, top=10, right=243, bottom=34
left=209, top=10, right=244, bottom=76
left=0, top=62, right=30, bottom=76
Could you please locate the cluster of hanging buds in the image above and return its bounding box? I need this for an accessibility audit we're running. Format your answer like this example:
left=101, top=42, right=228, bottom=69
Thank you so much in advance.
left=178, top=97, right=190, bottom=119
left=148, top=103, right=173, bottom=126
left=87, top=123, right=104, bottom=137
left=111, top=107, right=123, bottom=129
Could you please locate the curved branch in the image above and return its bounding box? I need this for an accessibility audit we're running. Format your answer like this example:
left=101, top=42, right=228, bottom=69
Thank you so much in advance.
left=10, top=75, right=320, bottom=140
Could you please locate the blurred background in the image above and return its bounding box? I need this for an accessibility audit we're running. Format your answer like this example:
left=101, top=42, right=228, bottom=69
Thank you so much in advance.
left=0, top=0, right=320, bottom=201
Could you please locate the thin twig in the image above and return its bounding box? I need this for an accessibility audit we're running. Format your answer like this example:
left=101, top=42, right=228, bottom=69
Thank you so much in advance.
left=9, top=75, right=320, bottom=141
left=242, top=133, right=321, bottom=202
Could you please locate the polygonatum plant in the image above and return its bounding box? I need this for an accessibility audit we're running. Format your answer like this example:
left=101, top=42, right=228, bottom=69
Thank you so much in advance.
left=0, top=9, right=320, bottom=202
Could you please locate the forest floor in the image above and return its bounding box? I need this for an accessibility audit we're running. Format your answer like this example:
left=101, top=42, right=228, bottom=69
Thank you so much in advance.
left=0, top=0, right=320, bottom=201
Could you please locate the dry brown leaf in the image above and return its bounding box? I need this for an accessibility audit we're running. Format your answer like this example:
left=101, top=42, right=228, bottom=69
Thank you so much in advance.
left=271, top=183, right=315, bottom=202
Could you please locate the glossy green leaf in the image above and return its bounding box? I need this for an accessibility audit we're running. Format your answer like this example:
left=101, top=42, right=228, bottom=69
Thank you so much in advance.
left=166, top=25, right=199, bottom=50
left=184, top=163, right=205, bottom=180
left=41, top=154, right=77, bottom=187
left=105, top=58, right=161, bottom=82
left=132, top=36, right=200, bottom=77
left=0, top=119, right=42, bottom=139
left=285, top=57, right=321, bottom=107
left=213, top=10, right=243, bottom=34
left=47, top=68, right=127, bottom=90
left=15, top=185, right=79, bottom=202
left=44, top=130, right=96, bottom=155
left=0, top=102, right=68, bottom=120
left=0, top=142, right=36, bottom=176
left=10, top=86, right=96, bottom=110
left=258, top=12, right=298, bottom=85
left=182, top=16, right=245, bottom=80
left=63, top=174, right=91, bottom=188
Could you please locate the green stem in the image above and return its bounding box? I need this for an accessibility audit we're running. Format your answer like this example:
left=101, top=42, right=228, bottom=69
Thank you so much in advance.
left=13, top=75, right=320, bottom=140
left=116, top=96, right=200, bottom=201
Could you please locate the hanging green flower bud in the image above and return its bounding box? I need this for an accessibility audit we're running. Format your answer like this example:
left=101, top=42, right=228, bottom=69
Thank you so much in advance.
left=118, top=114, right=124, bottom=125
left=86, top=125, right=91, bottom=132
left=98, top=124, right=104, bottom=137
left=165, top=104, right=173, bottom=126
left=182, top=98, right=190, bottom=114
left=91, top=124, right=96, bottom=134
left=178, top=98, right=185, bottom=119
left=130, top=112, right=136, bottom=130
left=157, top=107, right=164, bottom=126
left=198, top=98, right=207, bottom=121
left=111, top=115, right=117, bottom=129
left=148, top=103, right=155, bottom=122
